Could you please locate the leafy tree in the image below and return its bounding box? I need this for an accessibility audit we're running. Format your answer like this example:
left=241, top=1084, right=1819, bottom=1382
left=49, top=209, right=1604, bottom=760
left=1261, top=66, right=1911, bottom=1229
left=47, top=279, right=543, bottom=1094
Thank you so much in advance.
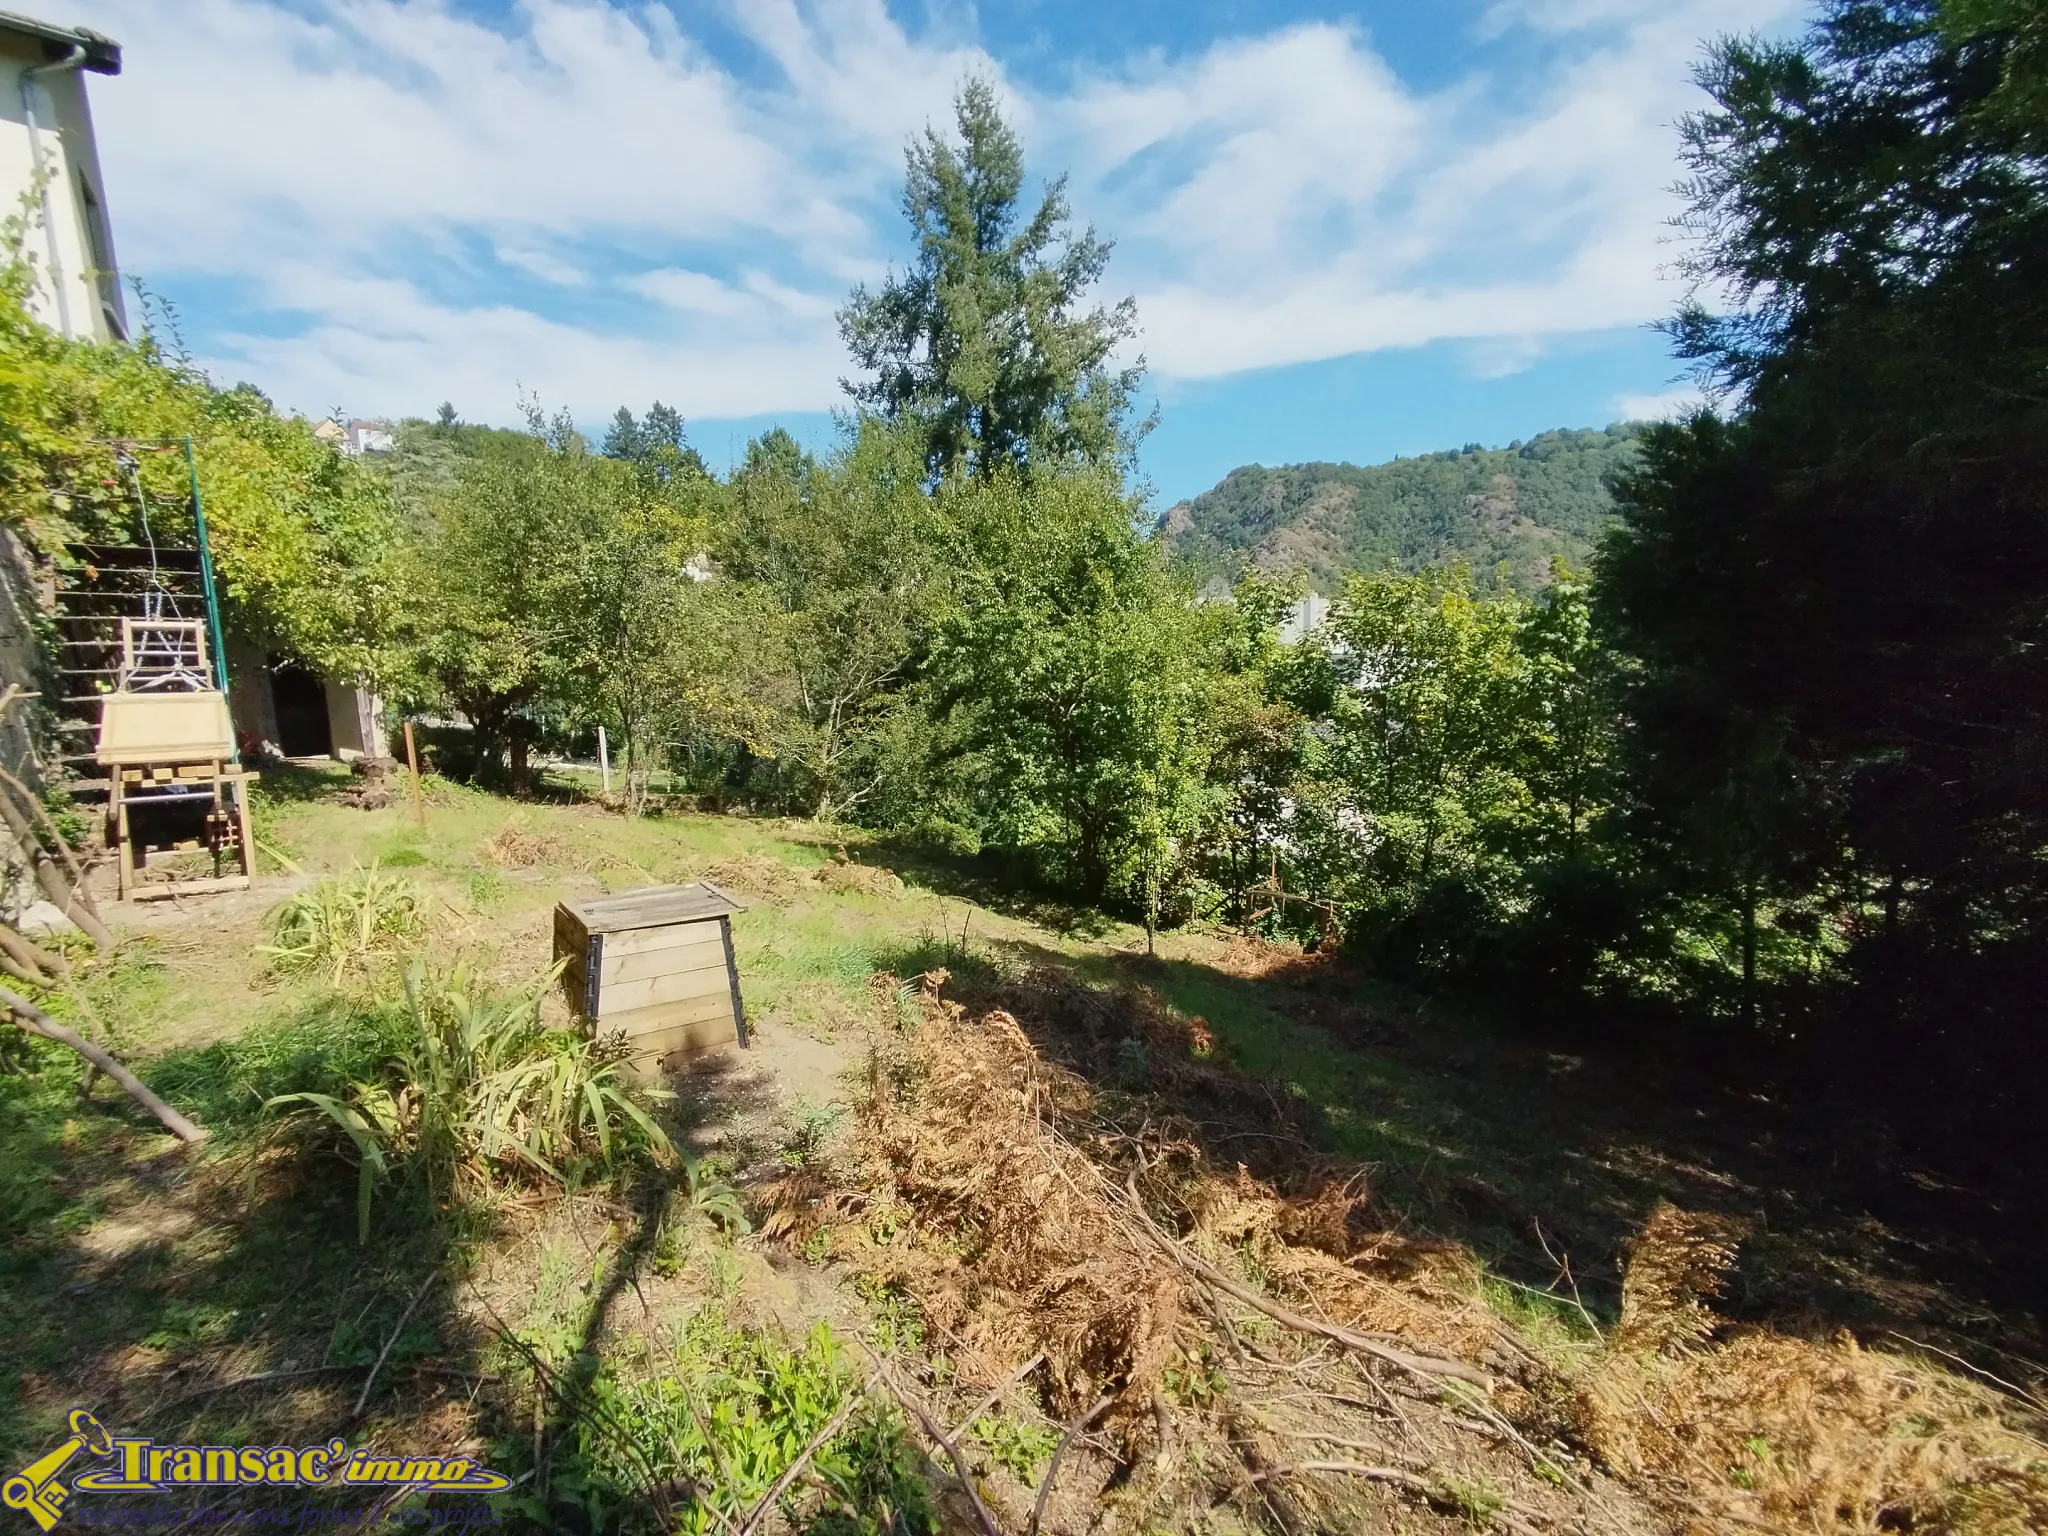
left=715, top=423, right=936, bottom=818
left=435, top=401, right=459, bottom=429
left=1299, top=568, right=1535, bottom=958
left=928, top=468, right=1218, bottom=902
left=397, top=436, right=576, bottom=792
left=839, top=78, right=1146, bottom=483
left=399, top=405, right=744, bottom=800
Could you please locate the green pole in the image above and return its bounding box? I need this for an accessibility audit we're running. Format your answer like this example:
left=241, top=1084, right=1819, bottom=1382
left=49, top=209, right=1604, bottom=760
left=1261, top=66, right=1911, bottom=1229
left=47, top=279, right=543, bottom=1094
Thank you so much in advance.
left=183, top=435, right=231, bottom=696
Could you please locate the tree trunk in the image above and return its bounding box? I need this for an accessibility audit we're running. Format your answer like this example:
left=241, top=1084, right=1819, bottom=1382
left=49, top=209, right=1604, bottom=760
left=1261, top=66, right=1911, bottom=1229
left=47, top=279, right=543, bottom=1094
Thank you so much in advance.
left=509, top=727, right=531, bottom=798
left=1740, top=876, right=1758, bottom=1030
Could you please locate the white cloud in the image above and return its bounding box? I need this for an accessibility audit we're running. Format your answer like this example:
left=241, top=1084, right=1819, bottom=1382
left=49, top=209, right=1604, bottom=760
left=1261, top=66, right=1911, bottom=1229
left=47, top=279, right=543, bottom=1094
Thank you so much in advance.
left=630, top=269, right=751, bottom=317
left=495, top=245, right=588, bottom=287
left=34, top=0, right=1802, bottom=426
left=1614, top=384, right=1706, bottom=420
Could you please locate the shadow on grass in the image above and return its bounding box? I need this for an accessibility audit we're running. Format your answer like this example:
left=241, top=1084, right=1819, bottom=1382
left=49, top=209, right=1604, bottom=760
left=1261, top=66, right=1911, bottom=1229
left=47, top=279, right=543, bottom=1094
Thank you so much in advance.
left=867, top=929, right=2048, bottom=1362
left=2, top=969, right=929, bottom=1533
left=0, top=1013, right=481, bottom=1515
left=247, top=758, right=355, bottom=804
left=861, top=832, right=1122, bottom=942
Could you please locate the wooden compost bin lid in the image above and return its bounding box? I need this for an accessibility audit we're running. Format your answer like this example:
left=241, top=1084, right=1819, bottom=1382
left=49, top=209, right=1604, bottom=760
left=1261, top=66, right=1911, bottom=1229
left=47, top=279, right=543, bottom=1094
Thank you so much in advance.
left=553, top=882, right=749, bottom=1074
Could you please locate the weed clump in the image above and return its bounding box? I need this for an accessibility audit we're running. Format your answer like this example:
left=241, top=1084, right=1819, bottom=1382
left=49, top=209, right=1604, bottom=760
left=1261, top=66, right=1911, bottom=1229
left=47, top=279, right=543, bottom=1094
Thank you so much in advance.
left=551, top=1310, right=933, bottom=1536
left=266, top=963, right=672, bottom=1240
left=259, top=862, right=426, bottom=986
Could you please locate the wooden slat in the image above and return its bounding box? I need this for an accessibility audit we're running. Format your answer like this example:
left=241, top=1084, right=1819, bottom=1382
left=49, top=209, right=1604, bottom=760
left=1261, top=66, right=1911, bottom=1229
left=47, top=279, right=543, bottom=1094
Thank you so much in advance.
left=601, top=920, right=727, bottom=961
left=597, top=964, right=732, bottom=1017
left=131, top=875, right=252, bottom=902
left=601, top=937, right=726, bottom=986
left=592, top=991, right=739, bottom=1044
left=561, top=882, right=746, bottom=934
left=614, top=1014, right=741, bottom=1068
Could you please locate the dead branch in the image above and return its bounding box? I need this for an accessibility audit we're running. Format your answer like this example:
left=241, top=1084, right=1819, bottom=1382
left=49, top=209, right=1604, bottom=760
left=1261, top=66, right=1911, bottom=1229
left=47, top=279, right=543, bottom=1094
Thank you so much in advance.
left=0, top=756, right=102, bottom=919
left=0, top=784, right=112, bottom=948
left=0, top=944, right=44, bottom=987
left=1123, top=1171, right=1491, bottom=1390
left=857, top=1338, right=1003, bottom=1536
left=353, top=1271, right=437, bottom=1418
left=0, top=921, right=67, bottom=980
left=1024, top=1394, right=1114, bottom=1536
left=0, top=982, right=202, bottom=1142
left=947, top=1351, right=1047, bottom=1443
left=1254, top=1461, right=1547, bottom=1536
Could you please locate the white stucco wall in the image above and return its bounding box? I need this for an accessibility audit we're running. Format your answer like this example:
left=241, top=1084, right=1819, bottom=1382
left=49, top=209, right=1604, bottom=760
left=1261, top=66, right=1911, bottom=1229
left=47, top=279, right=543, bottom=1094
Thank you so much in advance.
left=0, top=29, right=126, bottom=343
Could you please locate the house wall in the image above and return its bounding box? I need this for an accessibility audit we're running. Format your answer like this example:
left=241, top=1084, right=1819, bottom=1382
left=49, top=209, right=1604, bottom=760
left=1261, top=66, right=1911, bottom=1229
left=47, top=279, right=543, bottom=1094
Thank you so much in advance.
left=0, top=31, right=125, bottom=343
left=226, top=638, right=280, bottom=756
left=325, top=684, right=384, bottom=760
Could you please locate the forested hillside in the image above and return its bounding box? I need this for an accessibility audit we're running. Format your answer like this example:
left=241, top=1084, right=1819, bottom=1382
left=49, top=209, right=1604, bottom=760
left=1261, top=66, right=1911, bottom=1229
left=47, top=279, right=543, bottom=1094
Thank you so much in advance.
left=1162, top=423, right=1642, bottom=589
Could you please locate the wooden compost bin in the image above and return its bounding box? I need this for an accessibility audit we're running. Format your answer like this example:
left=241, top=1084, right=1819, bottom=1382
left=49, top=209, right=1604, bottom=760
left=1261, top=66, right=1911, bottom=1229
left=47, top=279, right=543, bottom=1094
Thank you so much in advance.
left=553, top=882, right=748, bottom=1073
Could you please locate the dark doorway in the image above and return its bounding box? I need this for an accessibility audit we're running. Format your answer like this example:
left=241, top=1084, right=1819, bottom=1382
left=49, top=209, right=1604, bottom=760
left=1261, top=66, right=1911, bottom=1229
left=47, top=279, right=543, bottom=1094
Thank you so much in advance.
left=271, top=660, right=333, bottom=758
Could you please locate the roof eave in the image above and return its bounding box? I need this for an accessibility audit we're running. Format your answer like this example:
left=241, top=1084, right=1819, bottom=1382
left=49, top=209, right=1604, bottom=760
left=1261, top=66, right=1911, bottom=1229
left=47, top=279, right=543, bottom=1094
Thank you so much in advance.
left=0, top=10, right=122, bottom=74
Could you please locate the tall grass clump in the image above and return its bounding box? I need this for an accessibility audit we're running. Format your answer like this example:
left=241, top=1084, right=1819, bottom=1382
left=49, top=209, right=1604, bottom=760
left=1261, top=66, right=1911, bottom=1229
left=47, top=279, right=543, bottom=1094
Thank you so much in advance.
left=268, top=963, right=672, bottom=1239
left=260, top=862, right=427, bottom=986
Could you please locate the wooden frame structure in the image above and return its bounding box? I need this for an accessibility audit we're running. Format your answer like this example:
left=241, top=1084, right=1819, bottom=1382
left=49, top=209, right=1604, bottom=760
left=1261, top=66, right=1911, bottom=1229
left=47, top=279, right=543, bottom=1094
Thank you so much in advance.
left=93, top=621, right=256, bottom=901
left=553, top=882, right=749, bottom=1075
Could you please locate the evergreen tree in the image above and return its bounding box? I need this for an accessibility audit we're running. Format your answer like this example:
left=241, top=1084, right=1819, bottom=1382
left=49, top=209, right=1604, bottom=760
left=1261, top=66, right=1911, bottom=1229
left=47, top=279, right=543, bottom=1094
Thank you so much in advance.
left=1600, top=0, right=2048, bottom=1127
left=643, top=401, right=684, bottom=453
left=601, top=406, right=644, bottom=462
left=603, top=400, right=707, bottom=479
left=839, top=78, right=1146, bottom=482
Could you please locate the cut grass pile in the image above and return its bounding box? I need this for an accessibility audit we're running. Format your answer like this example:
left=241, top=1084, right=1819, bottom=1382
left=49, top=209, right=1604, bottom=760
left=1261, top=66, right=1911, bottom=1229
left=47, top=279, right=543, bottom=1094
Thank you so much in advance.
left=782, top=966, right=2048, bottom=1534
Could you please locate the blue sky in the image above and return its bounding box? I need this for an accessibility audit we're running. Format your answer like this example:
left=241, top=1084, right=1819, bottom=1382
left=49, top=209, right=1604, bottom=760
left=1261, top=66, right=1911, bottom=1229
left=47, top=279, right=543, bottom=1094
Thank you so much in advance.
left=51, top=0, right=1802, bottom=503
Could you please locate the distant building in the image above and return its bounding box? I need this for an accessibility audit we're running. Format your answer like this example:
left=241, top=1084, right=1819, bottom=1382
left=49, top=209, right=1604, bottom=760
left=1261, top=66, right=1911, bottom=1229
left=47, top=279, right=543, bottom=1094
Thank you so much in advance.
left=311, top=418, right=346, bottom=450
left=1277, top=591, right=1330, bottom=646
left=344, top=419, right=395, bottom=456
left=0, top=10, right=126, bottom=342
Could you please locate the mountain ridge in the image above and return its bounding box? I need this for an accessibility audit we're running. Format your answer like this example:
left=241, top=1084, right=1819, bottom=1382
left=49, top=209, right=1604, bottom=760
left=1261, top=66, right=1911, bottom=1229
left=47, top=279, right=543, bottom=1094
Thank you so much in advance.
left=1161, top=423, right=1645, bottom=593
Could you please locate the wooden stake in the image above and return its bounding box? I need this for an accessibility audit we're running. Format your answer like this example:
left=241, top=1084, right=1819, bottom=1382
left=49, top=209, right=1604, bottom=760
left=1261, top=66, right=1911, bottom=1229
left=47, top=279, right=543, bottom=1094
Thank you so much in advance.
left=403, top=720, right=425, bottom=828
left=597, top=726, right=610, bottom=793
